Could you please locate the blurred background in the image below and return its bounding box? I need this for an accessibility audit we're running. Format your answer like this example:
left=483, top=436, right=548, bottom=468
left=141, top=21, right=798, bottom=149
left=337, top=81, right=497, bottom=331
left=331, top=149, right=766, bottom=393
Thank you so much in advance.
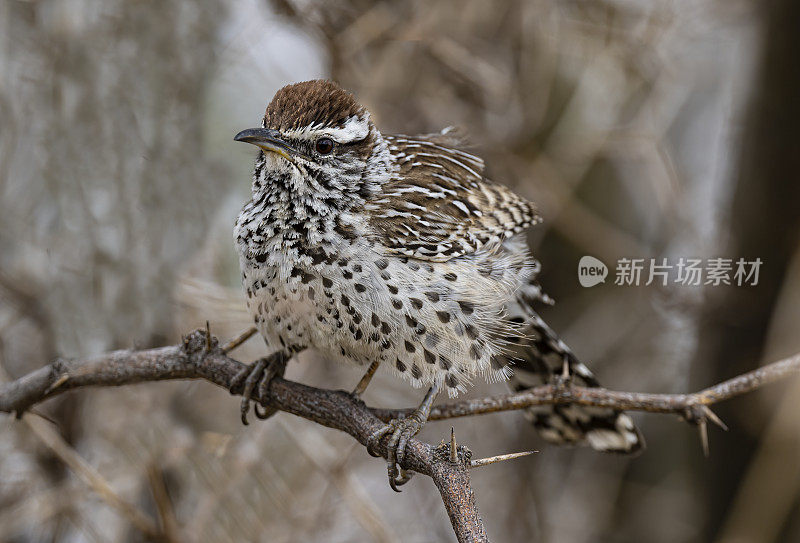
left=1, top=0, right=799, bottom=541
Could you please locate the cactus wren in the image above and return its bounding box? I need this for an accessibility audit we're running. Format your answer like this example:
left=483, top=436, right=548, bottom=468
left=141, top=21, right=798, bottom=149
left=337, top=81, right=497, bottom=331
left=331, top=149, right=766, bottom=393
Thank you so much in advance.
left=233, top=80, right=643, bottom=489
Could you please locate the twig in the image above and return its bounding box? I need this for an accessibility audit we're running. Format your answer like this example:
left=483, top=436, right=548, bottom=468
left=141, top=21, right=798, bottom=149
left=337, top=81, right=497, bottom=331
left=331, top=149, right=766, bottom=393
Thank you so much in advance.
left=371, top=352, right=800, bottom=422
left=221, top=326, right=258, bottom=354
left=1, top=330, right=799, bottom=543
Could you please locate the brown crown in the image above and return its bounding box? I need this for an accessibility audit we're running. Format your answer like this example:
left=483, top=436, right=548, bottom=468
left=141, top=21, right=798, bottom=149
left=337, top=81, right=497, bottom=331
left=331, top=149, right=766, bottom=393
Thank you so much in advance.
left=263, top=80, right=366, bottom=132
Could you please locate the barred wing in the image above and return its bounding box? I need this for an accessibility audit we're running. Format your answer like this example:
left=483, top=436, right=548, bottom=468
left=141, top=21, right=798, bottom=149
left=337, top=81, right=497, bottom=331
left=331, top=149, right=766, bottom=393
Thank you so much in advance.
left=366, top=134, right=540, bottom=261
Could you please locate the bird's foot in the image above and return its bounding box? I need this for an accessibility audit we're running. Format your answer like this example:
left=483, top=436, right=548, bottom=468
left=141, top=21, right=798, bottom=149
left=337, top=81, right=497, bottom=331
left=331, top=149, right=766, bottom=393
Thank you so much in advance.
left=367, top=413, right=429, bottom=492
left=230, top=351, right=288, bottom=425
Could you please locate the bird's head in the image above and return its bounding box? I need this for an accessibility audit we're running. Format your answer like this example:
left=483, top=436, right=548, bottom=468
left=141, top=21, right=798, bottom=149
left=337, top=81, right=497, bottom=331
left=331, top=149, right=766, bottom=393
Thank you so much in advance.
left=235, top=80, right=391, bottom=204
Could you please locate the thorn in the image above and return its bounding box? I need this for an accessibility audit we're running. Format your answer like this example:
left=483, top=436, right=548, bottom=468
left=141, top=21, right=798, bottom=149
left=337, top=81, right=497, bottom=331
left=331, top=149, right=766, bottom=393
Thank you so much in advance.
left=221, top=327, right=258, bottom=354
left=698, top=419, right=710, bottom=457
left=702, top=405, right=728, bottom=431
left=450, top=427, right=457, bottom=463
left=205, top=321, right=212, bottom=352
left=470, top=450, right=537, bottom=469
left=44, top=374, right=69, bottom=395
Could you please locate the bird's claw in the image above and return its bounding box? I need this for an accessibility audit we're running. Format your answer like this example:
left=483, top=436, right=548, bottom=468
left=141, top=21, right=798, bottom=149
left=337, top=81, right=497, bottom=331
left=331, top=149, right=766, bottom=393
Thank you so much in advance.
left=230, top=353, right=287, bottom=425
left=367, top=415, right=424, bottom=492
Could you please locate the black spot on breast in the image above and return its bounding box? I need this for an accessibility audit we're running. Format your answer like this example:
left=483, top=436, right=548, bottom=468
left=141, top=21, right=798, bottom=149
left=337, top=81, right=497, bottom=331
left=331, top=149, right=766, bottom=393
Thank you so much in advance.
left=255, top=253, right=267, bottom=263
left=411, top=365, right=422, bottom=379
left=410, top=298, right=424, bottom=310
left=309, top=247, right=327, bottom=265
left=405, top=315, right=418, bottom=328
left=404, top=340, right=416, bottom=353
left=446, top=374, right=458, bottom=388
left=352, top=313, right=362, bottom=324
left=337, top=258, right=348, bottom=267
left=436, top=311, right=451, bottom=323
left=290, top=267, right=302, bottom=278
left=355, top=283, right=366, bottom=293
left=381, top=321, right=391, bottom=334
left=457, top=301, right=474, bottom=315
left=444, top=272, right=457, bottom=282
left=322, top=277, right=333, bottom=288
left=388, top=284, right=399, bottom=295
left=370, top=332, right=380, bottom=342
left=334, top=220, right=357, bottom=241
left=424, top=349, right=436, bottom=364
left=301, top=272, right=315, bottom=284
left=372, top=313, right=380, bottom=327
left=354, top=329, right=363, bottom=340
left=408, top=261, right=420, bottom=271
left=392, top=299, right=403, bottom=310
left=375, top=259, right=389, bottom=270
left=439, top=355, right=452, bottom=370
left=465, top=324, right=479, bottom=340
left=341, top=269, right=353, bottom=279
left=341, top=294, right=350, bottom=307
left=469, top=344, right=481, bottom=360
left=425, top=291, right=440, bottom=302
left=381, top=339, right=392, bottom=350
left=381, top=271, right=391, bottom=281
left=396, top=359, right=407, bottom=372
left=352, top=264, right=362, bottom=273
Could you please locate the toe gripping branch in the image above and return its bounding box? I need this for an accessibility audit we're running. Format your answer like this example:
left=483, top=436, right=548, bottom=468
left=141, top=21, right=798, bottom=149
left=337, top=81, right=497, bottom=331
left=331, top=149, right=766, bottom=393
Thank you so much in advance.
left=366, top=381, right=442, bottom=492
left=230, top=351, right=290, bottom=425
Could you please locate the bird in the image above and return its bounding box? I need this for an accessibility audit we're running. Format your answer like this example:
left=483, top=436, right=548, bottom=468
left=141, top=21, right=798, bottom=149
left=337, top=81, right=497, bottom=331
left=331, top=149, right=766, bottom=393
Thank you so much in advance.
left=232, top=79, right=643, bottom=490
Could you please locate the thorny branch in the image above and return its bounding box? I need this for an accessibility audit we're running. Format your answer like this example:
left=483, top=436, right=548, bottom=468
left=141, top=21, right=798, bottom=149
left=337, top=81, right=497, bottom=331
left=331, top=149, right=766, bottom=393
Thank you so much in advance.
left=1, top=329, right=799, bottom=543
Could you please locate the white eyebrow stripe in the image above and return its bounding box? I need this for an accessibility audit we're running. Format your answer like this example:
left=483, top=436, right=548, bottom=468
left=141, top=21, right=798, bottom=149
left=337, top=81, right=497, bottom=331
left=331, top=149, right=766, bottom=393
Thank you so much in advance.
left=281, top=114, right=370, bottom=143
left=319, top=114, right=370, bottom=142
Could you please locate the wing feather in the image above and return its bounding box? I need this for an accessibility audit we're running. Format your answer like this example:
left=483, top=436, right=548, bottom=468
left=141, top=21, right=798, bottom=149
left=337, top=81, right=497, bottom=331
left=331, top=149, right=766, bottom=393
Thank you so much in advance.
left=366, top=134, right=540, bottom=261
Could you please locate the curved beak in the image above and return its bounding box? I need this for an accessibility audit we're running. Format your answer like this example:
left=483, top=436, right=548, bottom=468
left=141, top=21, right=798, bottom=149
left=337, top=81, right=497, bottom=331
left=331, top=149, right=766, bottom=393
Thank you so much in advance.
left=233, top=128, right=306, bottom=161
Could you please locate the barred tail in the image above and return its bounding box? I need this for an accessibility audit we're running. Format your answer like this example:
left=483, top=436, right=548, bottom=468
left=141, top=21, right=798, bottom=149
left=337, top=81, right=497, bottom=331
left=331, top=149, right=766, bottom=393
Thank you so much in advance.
left=501, top=281, right=644, bottom=454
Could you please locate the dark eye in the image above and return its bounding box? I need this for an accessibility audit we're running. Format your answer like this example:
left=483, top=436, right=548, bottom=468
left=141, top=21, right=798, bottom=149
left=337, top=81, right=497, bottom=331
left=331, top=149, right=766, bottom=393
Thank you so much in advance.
left=315, top=137, right=335, bottom=155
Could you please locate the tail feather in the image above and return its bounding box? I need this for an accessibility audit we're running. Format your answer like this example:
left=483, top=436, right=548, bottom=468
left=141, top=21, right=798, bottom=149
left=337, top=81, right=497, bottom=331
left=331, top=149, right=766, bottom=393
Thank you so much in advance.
left=503, top=278, right=644, bottom=454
